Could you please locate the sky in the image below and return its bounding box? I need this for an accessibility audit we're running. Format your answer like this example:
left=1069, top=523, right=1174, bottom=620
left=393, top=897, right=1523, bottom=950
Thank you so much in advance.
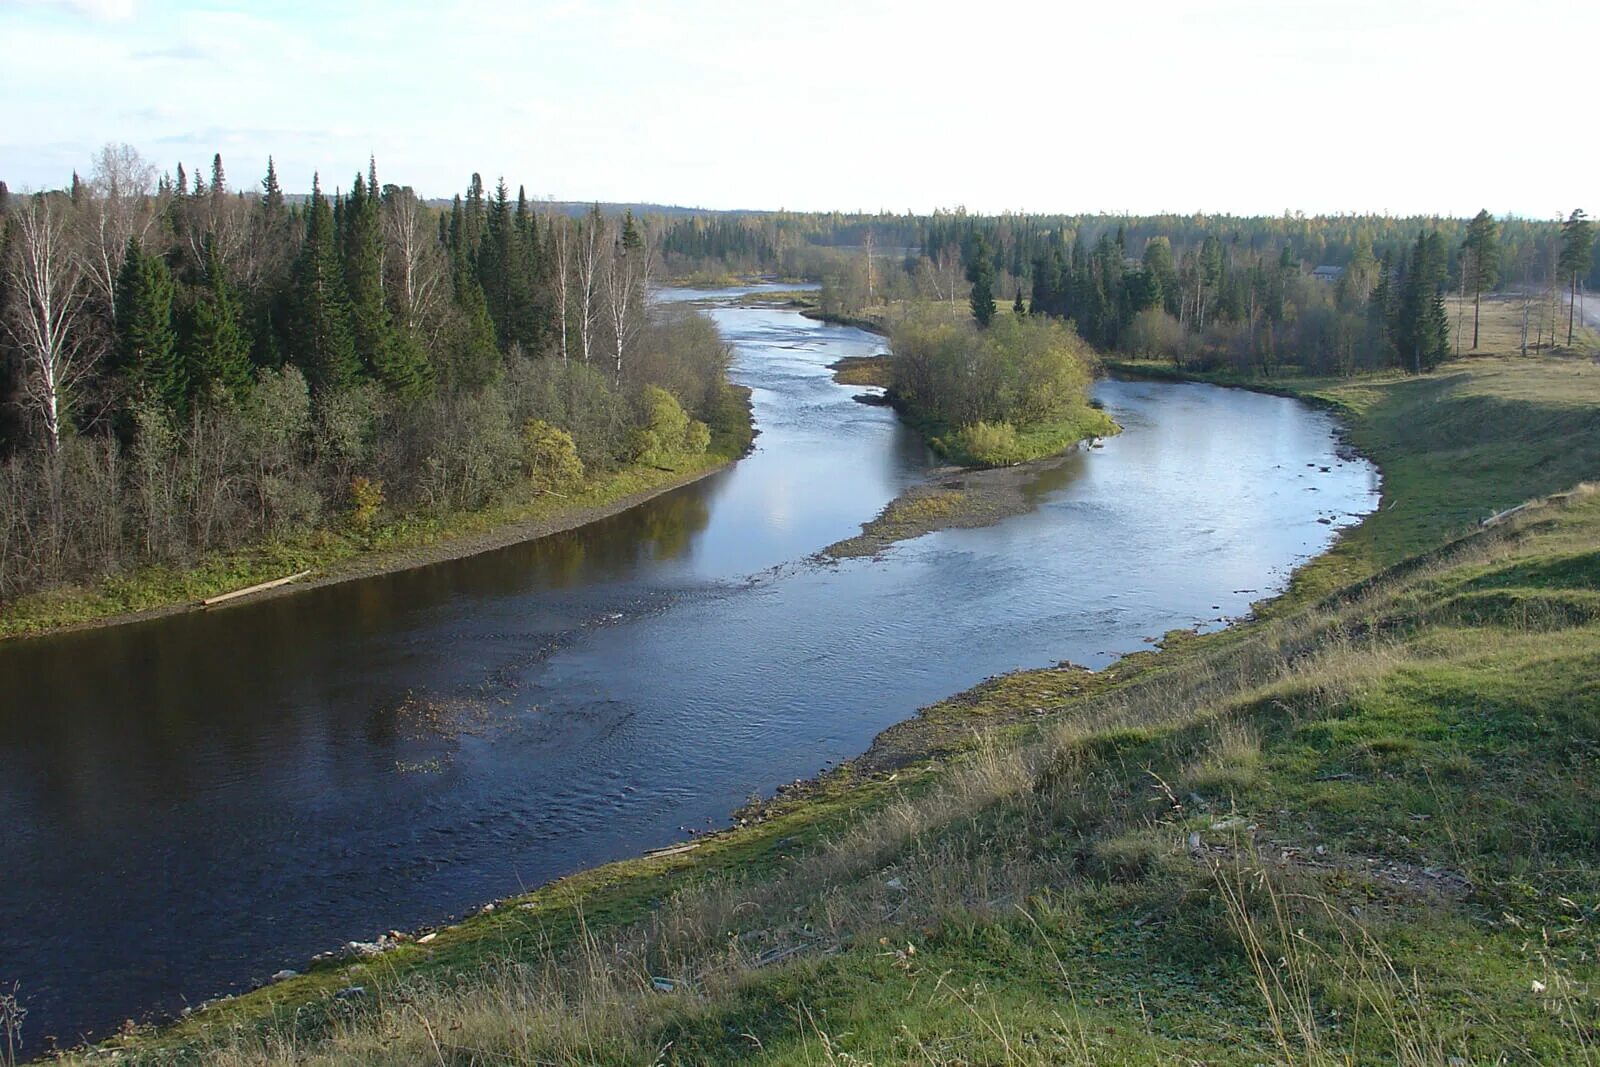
left=1, top=0, right=1595, bottom=218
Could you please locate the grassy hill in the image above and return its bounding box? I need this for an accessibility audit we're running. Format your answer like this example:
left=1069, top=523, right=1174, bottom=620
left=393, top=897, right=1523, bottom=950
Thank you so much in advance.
left=68, top=353, right=1600, bottom=1065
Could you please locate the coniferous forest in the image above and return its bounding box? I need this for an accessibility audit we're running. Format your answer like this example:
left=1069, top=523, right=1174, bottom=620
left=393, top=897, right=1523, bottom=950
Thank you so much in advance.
left=0, top=148, right=737, bottom=603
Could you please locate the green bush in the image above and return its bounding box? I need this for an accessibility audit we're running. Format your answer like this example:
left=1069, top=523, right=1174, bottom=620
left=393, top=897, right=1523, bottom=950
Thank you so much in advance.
left=520, top=419, right=584, bottom=490
left=945, top=420, right=1024, bottom=467
left=683, top=419, right=711, bottom=456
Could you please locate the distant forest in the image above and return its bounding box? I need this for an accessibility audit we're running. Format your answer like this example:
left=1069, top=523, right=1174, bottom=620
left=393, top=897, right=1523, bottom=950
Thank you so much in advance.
left=660, top=207, right=1598, bottom=376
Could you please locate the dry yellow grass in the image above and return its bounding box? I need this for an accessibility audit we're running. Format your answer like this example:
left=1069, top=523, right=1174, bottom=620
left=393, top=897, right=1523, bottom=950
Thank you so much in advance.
left=1444, top=291, right=1599, bottom=358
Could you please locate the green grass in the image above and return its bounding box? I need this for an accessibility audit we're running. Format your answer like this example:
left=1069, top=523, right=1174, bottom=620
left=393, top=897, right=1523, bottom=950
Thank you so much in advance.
left=62, top=355, right=1600, bottom=1065
left=0, top=385, right=754, bottom=642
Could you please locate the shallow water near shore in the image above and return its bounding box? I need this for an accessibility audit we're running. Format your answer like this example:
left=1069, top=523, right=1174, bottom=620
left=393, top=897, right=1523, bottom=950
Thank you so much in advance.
left=0, top=288, right=1379, bottom=1050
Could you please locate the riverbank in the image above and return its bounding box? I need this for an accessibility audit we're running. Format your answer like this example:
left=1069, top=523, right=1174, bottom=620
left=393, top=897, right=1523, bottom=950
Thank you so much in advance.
left=822, top=447, right=1098, bottom=559
left=0, top=385, right=754, bottom=643
left=59, top=353, right=1600, bottom=1064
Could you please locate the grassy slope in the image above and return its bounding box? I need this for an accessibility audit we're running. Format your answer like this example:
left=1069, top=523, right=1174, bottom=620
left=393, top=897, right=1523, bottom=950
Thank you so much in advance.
left=0, top=385, right=754, bottom=642
left=71, top=355, right=1600, bottom=1065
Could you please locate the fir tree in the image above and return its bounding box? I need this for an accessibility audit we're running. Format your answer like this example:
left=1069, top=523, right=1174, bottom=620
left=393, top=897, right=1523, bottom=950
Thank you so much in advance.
left=1013, top=287, right=1026, bottom=316
left=967, top=232, right=997, bottom=327
left=1392, top=231, right=1449, bottom=373
left=478, top=178, right=518, bottom=347
left=114, top=239, right=186, bottom=412
left=186, top=235, right=254, bottom=400
left=289, top=175, right=358, bottom=391
left=446, top=273, right=501, bottom=391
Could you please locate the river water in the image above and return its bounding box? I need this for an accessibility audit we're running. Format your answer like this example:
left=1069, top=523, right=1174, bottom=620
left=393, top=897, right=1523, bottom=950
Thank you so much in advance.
left=0, top=291, right=1379, bottom=1049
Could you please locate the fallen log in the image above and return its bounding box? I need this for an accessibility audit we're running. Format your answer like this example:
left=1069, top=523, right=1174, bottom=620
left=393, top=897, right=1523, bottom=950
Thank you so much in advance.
left=202, top=570, right=313, bottom=608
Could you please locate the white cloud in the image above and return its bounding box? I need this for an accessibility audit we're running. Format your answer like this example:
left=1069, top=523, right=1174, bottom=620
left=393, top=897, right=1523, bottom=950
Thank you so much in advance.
left=12, top=0, right=136, bottom=20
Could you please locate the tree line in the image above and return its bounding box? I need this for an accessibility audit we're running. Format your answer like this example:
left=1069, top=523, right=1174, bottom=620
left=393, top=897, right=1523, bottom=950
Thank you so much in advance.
left=801, top=208, right=1595, bottom=376
left=0, top=146, right=736, bottom=601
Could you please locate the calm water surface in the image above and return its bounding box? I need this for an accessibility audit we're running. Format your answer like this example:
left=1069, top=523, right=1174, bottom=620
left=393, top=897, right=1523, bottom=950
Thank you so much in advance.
left=0, top=291, right=1378, bottom=1049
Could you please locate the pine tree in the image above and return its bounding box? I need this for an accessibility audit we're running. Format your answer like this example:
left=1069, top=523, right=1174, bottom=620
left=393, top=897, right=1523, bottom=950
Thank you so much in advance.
left=210, top=153, right=226, bottom=198
left=967, top=232, right=996, bottom=327
left=176, top=162, right=188, bottom=197
left=186, top=235, right=254, bottom=400
left=115, top=238, right=187, bottom=412
left=289, top=175, right=358, bottom=391
left=1559, top=209, right=1595, bottom=346
left=1013, top=287, right=1026, bottom=316
left=1461, top=210, right=1500, bottom=350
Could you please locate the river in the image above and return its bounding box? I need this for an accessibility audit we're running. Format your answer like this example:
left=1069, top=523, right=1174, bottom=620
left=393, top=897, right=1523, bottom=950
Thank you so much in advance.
left=0, top=290, right=1379, bottom=1050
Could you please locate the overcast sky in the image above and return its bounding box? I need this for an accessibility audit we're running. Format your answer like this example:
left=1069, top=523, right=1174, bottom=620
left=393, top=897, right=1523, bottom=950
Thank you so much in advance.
left=1, top=0, right=1593, bottom=218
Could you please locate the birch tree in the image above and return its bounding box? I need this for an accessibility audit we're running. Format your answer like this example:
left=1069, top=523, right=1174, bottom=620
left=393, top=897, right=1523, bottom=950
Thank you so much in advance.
left=604, top=212, right=654, bottom=382
left=81, top=143, right=161, bottom=321
left=547, top=208, right=572, bottom=364
left=3, top=195, right=97, bottom=455
left=575, top=204, right=605, bottom=364
left=382, top=184, right=447, bottom=345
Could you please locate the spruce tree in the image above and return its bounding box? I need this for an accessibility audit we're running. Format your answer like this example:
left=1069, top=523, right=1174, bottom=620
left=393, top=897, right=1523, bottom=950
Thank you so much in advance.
left=1392, top=231, right=1449, bottom=373
left=478, top=178, right=517, bottom=347
left=289, top=175, right=359, bottom=391
left=261, top=157, right=284, bottom=215
left=447, top=273, right=501, bottom=391
left=967, top=233, right=996, bottom=327
left=115, top=239, right=187, bottom=412
left=344, top=173, right=398, bottom=392
left=186, top=235, right=254, bottom=400
left=515, top=187, right=550, bottom=351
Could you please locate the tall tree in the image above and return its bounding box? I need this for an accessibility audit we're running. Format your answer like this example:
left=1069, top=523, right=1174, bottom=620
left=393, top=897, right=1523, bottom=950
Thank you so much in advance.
left=1461, top=210, right=1500, bottom=350
left=288, top=176, right=358, bottom=391
left=81, top=143, right=162, bottom=326
left=114, top=238, right=186, bottom=412
left=185, top=234, right=253, bottom=400
left=967, top=232, right=996, bottom=327
left=344, top=168, right=429, bottom=401
left=1559, top=209, right=1595, bottom=346
left=1, top=195, right=95, bottom=454
left=1393, top=231, right=1450, bottom=373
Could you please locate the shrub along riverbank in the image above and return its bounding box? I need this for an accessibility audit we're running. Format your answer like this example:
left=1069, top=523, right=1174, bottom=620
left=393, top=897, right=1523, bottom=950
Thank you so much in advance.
left=0, top=377, right=753, bottom=642
left=66, top=350, right=1600, bottom=1064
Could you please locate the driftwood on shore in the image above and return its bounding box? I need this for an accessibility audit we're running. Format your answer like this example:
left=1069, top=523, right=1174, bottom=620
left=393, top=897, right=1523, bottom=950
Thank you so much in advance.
left=201, top=570, right=313, bottom=608
left=1482, top=502, right=1531, bottom=527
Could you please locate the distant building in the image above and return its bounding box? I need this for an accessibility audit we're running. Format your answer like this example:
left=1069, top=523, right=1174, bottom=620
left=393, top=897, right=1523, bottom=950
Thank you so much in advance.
left=1312, top=265, right=1344, bottom=284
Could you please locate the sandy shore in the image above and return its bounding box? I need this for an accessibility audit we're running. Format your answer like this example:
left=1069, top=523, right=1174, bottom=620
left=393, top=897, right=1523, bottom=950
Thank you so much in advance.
left=821, top=446, right=1097, bottom=559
